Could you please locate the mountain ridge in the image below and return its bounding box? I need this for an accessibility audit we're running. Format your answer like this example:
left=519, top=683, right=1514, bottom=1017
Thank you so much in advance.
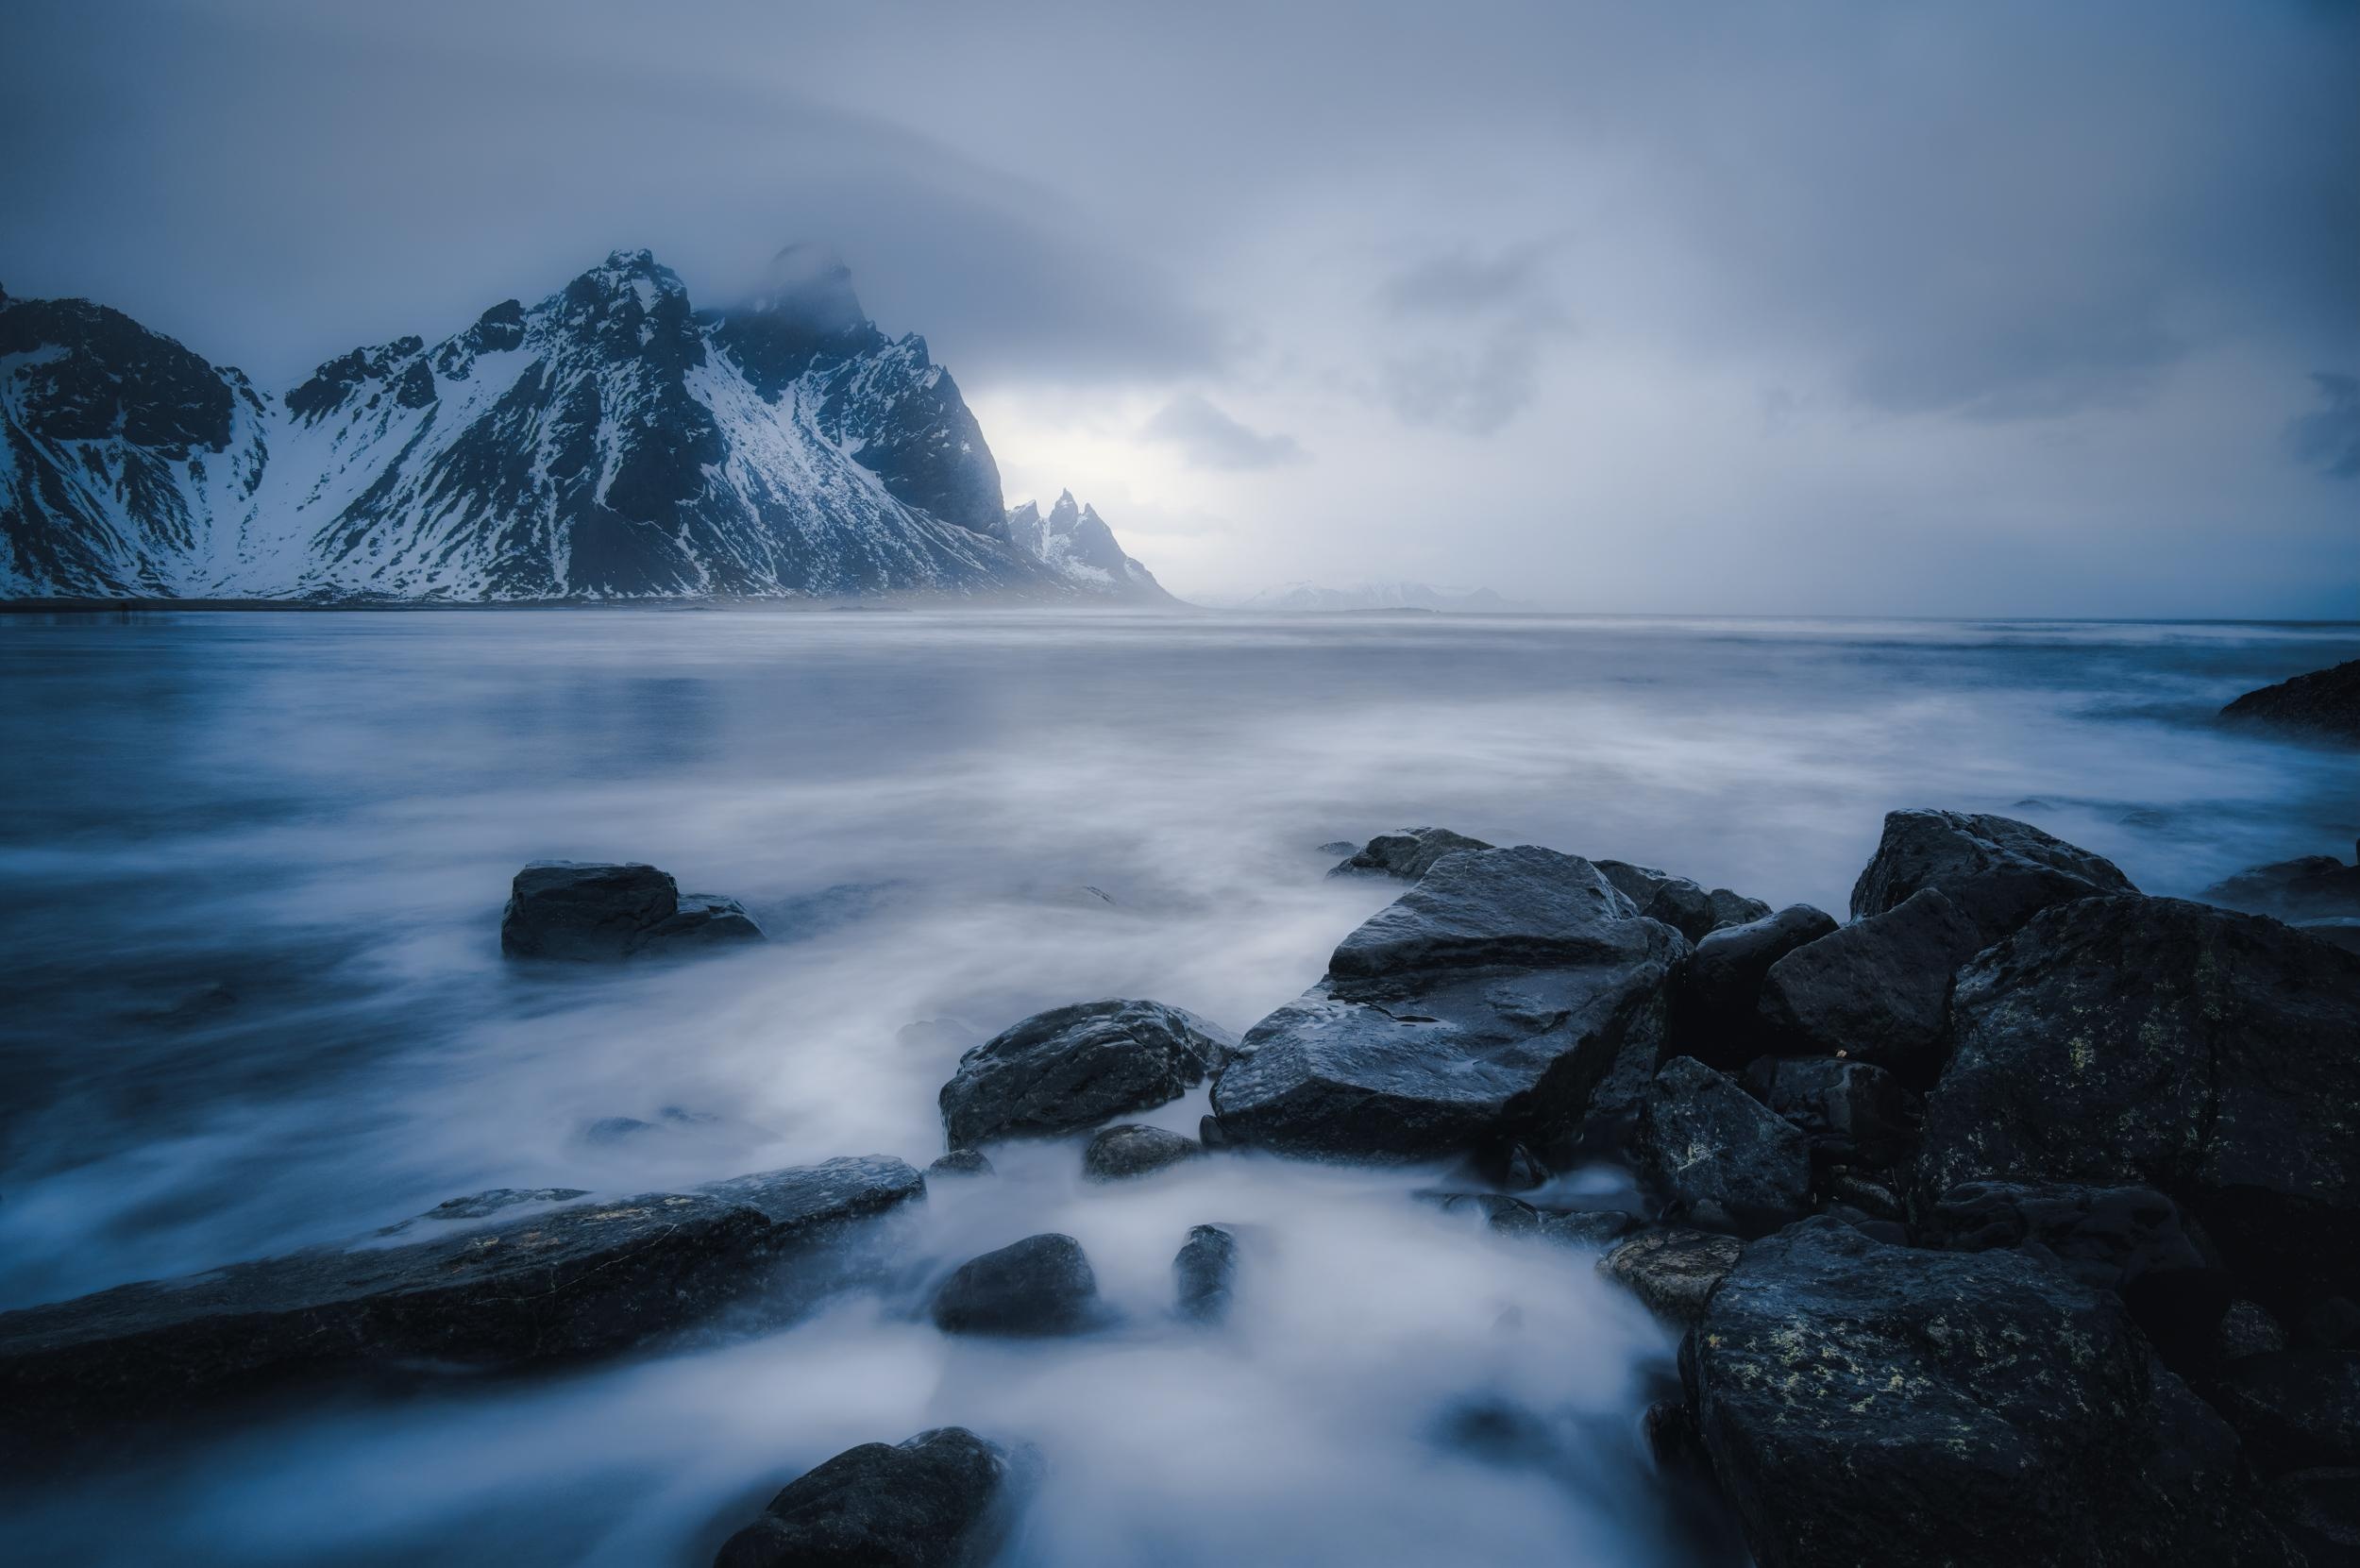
left=0, top=251, right=1166, bottom=604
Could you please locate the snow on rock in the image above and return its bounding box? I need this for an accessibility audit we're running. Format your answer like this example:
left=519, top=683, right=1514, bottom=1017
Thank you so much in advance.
left=0, top=253, right=1144, bottom=603
left=1003, top=490, right=1174, bottom=603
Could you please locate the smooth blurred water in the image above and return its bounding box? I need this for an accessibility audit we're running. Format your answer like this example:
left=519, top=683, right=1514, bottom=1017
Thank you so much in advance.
left=1, top=608, right=2353, bottom=1565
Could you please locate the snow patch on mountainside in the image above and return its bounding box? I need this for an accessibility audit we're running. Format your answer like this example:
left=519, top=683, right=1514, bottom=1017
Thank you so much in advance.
left=1003, top=490, right=1174, bottom=602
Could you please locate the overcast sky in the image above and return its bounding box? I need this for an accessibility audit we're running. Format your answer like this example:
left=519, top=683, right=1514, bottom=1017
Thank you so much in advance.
left=5, top=0, right=2355, bottom=614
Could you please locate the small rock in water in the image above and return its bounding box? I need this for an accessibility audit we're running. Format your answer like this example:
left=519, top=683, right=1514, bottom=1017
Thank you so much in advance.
left=1081, top=1123, right=1203, bottom=1181
left=927, top=1149, right=993, bottom=1178
left=2202, top=849, right=2360, bottom=922
left=1316, top=839, right=1358, bottom=856
left=419, top=1187, right=591, bottom=1222
left=937, top=1000, right=1236, bottom=1148
left=2218, top=660, right=2360, bottom=746
left=499, top=861, right=765, bottom=962
left=1325, top=825, right=1492, bottom=881
left=713, top=1425, right=1034, bottom=1568
left=1639, top=1056, right=1812, bottom=1237
left=930, top=1234, right=1102, bottom=1337
left=1173, top=1224, right=1239, bottom=1322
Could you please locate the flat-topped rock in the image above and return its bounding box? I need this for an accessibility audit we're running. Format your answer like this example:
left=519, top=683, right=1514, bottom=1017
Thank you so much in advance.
left=1850, top=809, right=2135, bottom=945
left=0, top=1155, right=924, bottom=1447
left=1211, top=847, right=1683, bottom=1160
left=937, top=999, right=1236, bottom=1149
left=499, top=861, right=764, bottom=961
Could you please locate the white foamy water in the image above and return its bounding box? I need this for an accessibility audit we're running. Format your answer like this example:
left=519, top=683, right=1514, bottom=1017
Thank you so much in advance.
left=2, top=609, right=2353, bottom=1564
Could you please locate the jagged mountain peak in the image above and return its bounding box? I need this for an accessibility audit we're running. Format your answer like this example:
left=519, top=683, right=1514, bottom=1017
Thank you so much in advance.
left=1003, top=490, right=1175, bottom=604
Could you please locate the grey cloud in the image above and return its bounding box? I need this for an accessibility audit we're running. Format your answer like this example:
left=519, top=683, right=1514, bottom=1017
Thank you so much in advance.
left=1142, top=395, right=1307, bottom=470
left=1373, top=243, right=1572, bottom=435
left=1377, top=241, right=1563, bottom=320
left=1380, top=334, right=1549, bottom=438
left=2287, top=374, right=2360, bottom=480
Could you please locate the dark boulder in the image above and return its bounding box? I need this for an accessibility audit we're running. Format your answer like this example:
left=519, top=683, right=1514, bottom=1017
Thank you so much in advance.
left=929, top=1234, right=1101, bottom=1337
left=0, top=1155, right=923, bottom=1448
left=1597, top=1227, right=1742, bottom=1325
left=2205, top=1351, right=2360, bottom=1475
left=1326, top=825, right=1492, bottom=880
left=1210, top=847, right=1684, bottom=1160
left=715, top=1425, right=1034, bottom=1568
left=2220, top=660, right=2360, bottom=745
left=1426, top=1191, right=1629, bottom=1246
left=937, top=1000, right=1236, bottom=1149
left=1173, top=1224, right=1239, bottom=1323
left=1081, top=1123, right=1202, bottom=1182
left=1670, top=904, right=1837, bottom=1066
left=2220, top=1301, right=2292, bottom=1362
left=1594, top=860, right=1770, bottom=940
left=2302, top=920, right=2360, bottom=955
left=1926, top=1181, right=2230, bottom=1366
left=2204, top=849, right=2360, bottom=923
left=1850, top=809, right=2136, bottom=945
left=1687, top=1217, right=2295, bottom=1568
left=1757, top=887, right=1986, bottom=1085
left=927, top=1150, right=993, bottom=1178
left=1639, top=1056, right=1812, bottom=1236
left=1921, top=896, right=2360, bottom=1307
left=1740, top=1055, right=1913, bottom=1170
left=500, top=861, right=764, bottom=961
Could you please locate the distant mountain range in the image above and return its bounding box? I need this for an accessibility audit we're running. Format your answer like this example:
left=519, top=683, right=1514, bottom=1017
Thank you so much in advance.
left=1231, top=582, right=1540, bottom=614
left=0, top=247, right=1171, bottom=603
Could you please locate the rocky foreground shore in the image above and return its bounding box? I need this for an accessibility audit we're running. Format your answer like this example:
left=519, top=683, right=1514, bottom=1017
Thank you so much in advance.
left=6, top=808, right=2358, bottom=1564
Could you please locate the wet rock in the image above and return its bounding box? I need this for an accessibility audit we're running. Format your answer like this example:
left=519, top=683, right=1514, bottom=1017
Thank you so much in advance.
left=2204, top=850, right=2360, bottom=922
left=1173, top=1224, right=1239, bottom=1323
left=2220, top=1300, right=2292, bottom=1362
left=1756, top=887, right=1986, bottom=1085
left=502, top=864, right=769, bottom=963
left=1317, top=839, right=1358, bottom=857
left=1849, top=808, right=2136, bottom=946
left=1827, top=1172, right=1906, bottom=1222
left=1197, top=1113, right=1228, bottom=1150
left=2302, top=919, right=2360, bottom=955
left=929, top=1234, right=1101, bottom=1337
left=1926, top=1180, right=2229, bottom=1365
left=1742, top=1055, right=1913, bottom=1170
left=1211, top=847, right=1684, bottom=1160
left=2205, top=1350, right=2360, bottom=1475
left=1326, top=825, right=1492, bottom=880
left=937, top=1000, right=1237, bottom=1148
left=714, top=1425, right=1033, bottom=1568
left=0, top=1155, right=924, bottom=1446
left=1593, top=858, right=1673, bottom=908
left=1670, top=905, right=1838, bottom=1066
left=413, top=1187, right=590, bottom=1222
left=1920, top=896, right=2360, bottom=1307
left=1537, top=1208, right=1634, bottom=1247
left=499, top=861, right=765, bottom=961
left=1639, top=1056, right=1811, bottom=1236
left=2219, top=660, right=2360, bottom=745
left=1598, top=1227, right=1743, bottom=1325
left=1643, top=877, right=1776, bottom=943
left=2265, top=1468, right=2360, bottom=1563
left=1687, top=1217, right=2294, bottom=1568
left=927, top=1149, right=993, bottom=1178
left=1081, top=1123, right=1202, bottom=1181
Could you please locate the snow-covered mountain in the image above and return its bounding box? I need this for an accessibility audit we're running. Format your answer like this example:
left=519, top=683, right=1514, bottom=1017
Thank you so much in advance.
left=0, top=250, right=1167, bottom=603
left=1003, top=490, right=1173, bottom=602
left=1234, top=582, right=1537, bottom=614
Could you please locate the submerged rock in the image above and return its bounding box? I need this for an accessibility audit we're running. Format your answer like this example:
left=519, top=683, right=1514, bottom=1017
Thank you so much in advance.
left=0, top=1155, right=924, bottom=1446
left=1597, top=1227, right=1743, bottom=1325
left=1639, top=1056, right=1812, bottom=1237
left=2219, top=660, right=2360, bottom=745
left=1920, top=896, right=2360, bottom=1308
left=1173, top=1224, right=1239, bottom=1323
left=1326, top=826, right=1492, bottom=880
left=1849, top=809, right=2136, bottom=945
left=929, top=1234, right=1101, bottom=1337
left=714, top=1426, right=1034, bottom=1568
left=1756, top=887, right=1986, bottom=1084
left=1670, top=904, right=1837, bottom=1065
left=2202, top=848, right=2360, bottom=923
left=499, top=861, right=764, bottom=961
left=1081, top=1123, right=1202, bottom=1181
left=1687, top=1217, right=2293, bottom=1568
left=1211, top=846, right=1684, bottom=1160
left=937, top=1000, right=1236, bottom=1149
left=927, top=1149, right=994, bottom=1178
